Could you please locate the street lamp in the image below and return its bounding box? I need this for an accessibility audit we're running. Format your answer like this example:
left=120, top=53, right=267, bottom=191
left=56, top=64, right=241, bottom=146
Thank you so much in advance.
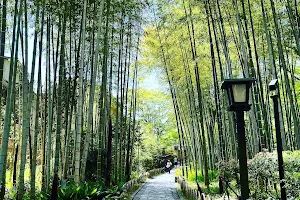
left=269, top=79, right=287, bottom=200
left=221, top=78, right=255, bottom=200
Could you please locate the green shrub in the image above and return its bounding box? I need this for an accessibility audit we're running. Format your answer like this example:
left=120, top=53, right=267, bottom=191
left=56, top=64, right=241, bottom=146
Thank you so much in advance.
left=175, top=168, right=182, bottom=177
left=219, top=151, right=300, bottom=199
left=21, top=180, right=124, bottom=200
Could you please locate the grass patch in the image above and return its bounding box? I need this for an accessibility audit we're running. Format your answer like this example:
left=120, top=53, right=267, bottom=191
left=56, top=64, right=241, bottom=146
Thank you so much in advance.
left=175, top=168, right=221, bottom=196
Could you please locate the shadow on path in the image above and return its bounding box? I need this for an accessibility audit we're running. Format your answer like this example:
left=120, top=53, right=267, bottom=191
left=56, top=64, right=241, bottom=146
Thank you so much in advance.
left=132, top=169, right=182, bottom=200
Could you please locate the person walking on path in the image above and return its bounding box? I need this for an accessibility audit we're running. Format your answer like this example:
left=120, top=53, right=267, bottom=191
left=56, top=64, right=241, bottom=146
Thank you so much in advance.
left=174, top=157, right=178, bottom=166
left=166, top=160, right=172, bottom=174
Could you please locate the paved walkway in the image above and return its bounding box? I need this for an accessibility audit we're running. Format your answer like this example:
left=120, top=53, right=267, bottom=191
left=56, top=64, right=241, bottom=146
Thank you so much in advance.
left=132, top=169, right=182, bottom=200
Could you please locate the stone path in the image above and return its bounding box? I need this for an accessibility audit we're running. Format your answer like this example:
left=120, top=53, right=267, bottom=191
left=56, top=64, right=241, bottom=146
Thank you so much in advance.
left=132, top=169, right=182, bottom=200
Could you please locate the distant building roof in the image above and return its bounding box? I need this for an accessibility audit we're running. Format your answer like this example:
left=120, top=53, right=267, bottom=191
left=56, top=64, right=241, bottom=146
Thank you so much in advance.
left=0, top=56, right=10, bottom=60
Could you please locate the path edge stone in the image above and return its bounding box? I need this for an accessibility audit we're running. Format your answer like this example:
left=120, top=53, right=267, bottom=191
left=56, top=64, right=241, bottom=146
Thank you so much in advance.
left=130, top=180, right=148, bottom=200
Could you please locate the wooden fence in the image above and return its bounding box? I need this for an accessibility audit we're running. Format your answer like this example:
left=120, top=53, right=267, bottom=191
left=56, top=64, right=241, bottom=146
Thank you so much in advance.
left=177, top=176, right=212, bottom=200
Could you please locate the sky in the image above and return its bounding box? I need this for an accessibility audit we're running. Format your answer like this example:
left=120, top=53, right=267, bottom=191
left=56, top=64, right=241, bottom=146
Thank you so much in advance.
left=140, top=70, right=161, bottom=90
left=139, top=67, right=169, bottom=93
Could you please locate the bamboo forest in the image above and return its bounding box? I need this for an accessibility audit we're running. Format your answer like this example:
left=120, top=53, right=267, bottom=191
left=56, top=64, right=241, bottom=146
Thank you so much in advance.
left=0, top=0, right=299, bottom=199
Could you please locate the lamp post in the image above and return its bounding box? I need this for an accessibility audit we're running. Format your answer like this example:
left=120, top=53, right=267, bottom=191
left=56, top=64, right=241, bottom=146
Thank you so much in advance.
left=221, top=78, right=255, bottom=200
left=269, top=79, right=287, bottom=200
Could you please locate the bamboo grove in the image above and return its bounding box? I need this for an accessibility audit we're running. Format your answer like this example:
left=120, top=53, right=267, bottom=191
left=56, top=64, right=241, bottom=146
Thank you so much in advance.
left=141, top=0, right=300, bottom=189
left=0, top=0, right=300, bottom=198
left=0, top=0, right=143, bottom=199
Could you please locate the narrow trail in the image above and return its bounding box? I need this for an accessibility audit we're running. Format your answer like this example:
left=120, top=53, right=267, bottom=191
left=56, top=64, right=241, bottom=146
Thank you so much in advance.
left=132, top=169, right=182, bottom=200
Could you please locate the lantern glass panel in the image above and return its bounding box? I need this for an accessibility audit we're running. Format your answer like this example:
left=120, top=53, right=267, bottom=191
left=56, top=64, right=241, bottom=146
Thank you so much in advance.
left=232, top=84, right=247, bottom=103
